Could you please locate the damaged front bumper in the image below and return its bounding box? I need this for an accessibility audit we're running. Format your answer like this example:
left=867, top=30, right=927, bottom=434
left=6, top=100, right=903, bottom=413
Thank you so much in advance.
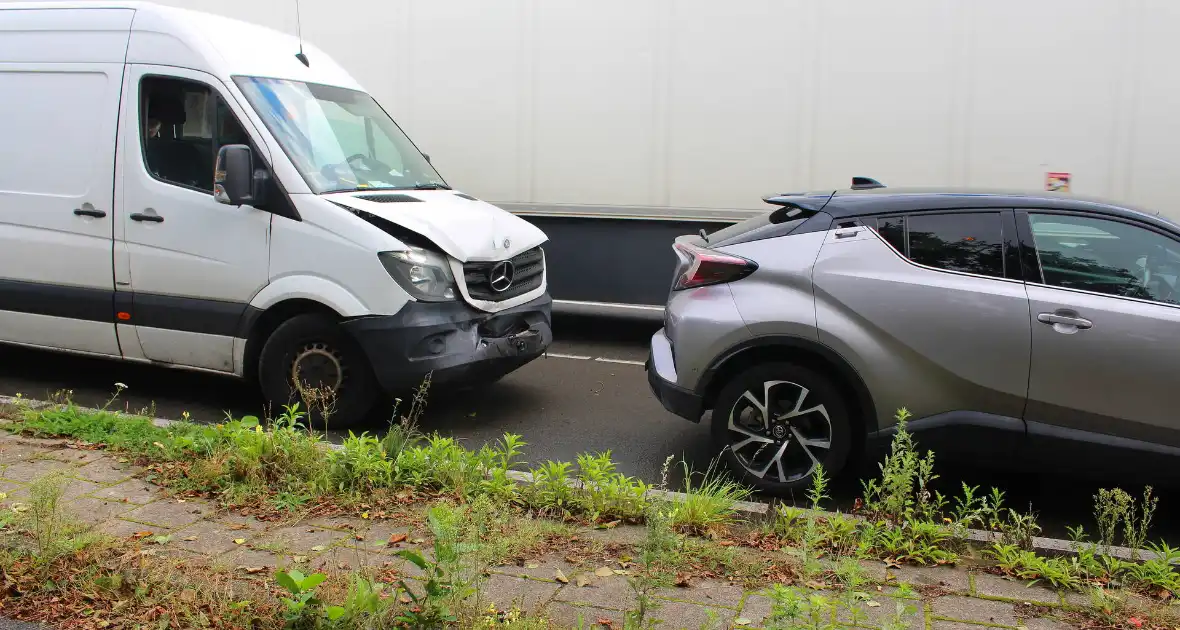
left=341, top=294, right=553, bottom=393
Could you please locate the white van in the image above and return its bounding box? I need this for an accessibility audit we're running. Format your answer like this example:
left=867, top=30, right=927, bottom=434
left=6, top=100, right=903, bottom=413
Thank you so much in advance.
left=0, top=2, right=552, bottom=425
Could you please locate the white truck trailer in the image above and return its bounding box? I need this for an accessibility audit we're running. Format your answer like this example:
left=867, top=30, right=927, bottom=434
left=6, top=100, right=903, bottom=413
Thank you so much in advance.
left=55, top=0, right=1180, bottom=314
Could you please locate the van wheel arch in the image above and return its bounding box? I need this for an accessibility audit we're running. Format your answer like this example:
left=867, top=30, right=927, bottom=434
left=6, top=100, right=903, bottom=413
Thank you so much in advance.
left=242, top=299, right=343, bottom=385
left=700, top=337, right=877, bottom=453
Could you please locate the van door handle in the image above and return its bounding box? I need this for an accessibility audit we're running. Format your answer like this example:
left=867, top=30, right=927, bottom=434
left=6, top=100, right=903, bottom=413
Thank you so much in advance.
left=73, top=208, right=106, bottom=218
left=130, top=212, right=163, bottom=223
left=1037, top=312, right=1093, bottom=330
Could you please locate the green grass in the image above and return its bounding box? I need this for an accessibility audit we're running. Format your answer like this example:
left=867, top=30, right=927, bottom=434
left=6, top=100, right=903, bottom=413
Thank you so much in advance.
left=669, top=459, right=753, bottom=534
left=7, top=392, right=1180, bottom=626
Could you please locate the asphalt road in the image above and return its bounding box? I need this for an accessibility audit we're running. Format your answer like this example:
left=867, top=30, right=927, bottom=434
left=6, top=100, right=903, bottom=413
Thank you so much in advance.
left=1, top=315, right=1176, bottom=543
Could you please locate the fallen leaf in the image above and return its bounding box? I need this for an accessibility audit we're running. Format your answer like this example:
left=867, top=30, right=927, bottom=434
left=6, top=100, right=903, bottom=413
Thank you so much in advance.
left=555, top=569, right=569, bottom=584
left=576, top=574, right=592, bottom=587
left=241, top=566, right=265, bottom=574
left=612, top=569, right=630, bottom=575
left=311, top=545, right=326, bottom=552
left=866, top=601, right=881, bottom=608
left=675, top=572, right=692, bottom=588
left=233, top=538, right=246, bottom=545
left=734, top=618, right=752, bottom=627
left=132, top=531, right=154, bottom=540
left=387, top=533, right=407, bottom=546
left=293, top=555, right=308, bottom=563
left=1128, top=618, right=1143, bottom=628
left=595, top=567, right=614, bottom=577
left=804, top=580, right=827, bottom=590
left=525, top=562, right=540, bottom=569
left=182, top=536, right=197, bottom=542
left=595, top=617, right=615, bottom=629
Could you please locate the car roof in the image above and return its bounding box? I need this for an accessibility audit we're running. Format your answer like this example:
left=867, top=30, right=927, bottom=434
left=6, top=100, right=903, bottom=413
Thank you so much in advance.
left=804, top=187, right=1180, bottom=233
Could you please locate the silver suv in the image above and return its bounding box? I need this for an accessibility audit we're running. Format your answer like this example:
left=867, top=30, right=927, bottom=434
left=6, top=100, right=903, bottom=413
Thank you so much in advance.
left=647, top=187, right=1180, bottom=494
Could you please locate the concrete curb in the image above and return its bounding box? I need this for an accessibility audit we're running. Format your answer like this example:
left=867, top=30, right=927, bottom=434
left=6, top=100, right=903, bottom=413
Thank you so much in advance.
left=0, top=394, right=1157, bottom=563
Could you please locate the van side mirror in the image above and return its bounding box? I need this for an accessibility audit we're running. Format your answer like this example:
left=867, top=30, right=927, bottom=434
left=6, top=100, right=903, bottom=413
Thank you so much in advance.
left=423, top=153, right=431, bottom=164
left=214, top=144, right=268, bottom=206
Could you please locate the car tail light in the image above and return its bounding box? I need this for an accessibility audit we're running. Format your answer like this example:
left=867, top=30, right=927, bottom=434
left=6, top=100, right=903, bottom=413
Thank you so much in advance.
left=672, top=242, right=758, bottom=290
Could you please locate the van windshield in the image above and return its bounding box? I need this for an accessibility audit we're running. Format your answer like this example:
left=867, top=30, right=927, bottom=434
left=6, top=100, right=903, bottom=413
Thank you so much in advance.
left=234, top=77, right=446, bottom=194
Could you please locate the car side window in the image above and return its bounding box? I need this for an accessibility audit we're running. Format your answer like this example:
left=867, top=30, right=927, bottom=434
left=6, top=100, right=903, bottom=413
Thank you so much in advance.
left=1028, top=213, right=1180, bottom=305
left=141, top=76, right=251, bottom=193
left=873, top=212, right=1006, bottom=278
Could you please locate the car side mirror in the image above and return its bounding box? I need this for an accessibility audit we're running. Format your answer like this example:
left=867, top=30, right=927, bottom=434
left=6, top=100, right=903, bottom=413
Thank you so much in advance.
left=214, top=144, right=268, bottom=206
left=423, top=153, right=431, bottom=164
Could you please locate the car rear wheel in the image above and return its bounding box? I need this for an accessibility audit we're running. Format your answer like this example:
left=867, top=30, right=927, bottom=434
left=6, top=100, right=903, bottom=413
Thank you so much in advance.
left=258, top=314, right=378, bottom=430
left=711, top=363, right=851, bottom=495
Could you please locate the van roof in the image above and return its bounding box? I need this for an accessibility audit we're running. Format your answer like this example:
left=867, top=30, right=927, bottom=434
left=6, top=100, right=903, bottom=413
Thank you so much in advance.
left=0, top=1, right=362, bottom=91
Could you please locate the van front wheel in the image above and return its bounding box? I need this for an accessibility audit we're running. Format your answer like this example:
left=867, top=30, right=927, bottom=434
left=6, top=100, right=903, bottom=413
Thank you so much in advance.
left=257, top=314, right=378, bottom=430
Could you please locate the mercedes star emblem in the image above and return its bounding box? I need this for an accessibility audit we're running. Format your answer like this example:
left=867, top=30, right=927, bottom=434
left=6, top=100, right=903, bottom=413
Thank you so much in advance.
left=489, top=261, right=515, bottom=293
left=502, top=238, right=511, bottom=249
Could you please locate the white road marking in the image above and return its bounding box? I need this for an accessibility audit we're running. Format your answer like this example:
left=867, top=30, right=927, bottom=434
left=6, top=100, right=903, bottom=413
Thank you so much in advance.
left=594, top=357, right=646, bottom=366
left=545, top=352, right=644, bottom=366
left=546, top=352, right=592, bottom=360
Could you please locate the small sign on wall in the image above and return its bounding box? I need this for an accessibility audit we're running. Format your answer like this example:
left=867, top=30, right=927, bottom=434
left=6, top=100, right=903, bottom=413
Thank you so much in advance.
left=1045, top=172, right=1071, bottom=192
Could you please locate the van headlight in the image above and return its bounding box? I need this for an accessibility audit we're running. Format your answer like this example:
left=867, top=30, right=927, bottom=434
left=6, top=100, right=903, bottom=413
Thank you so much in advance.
left=379, top=247, right=457, bottom=301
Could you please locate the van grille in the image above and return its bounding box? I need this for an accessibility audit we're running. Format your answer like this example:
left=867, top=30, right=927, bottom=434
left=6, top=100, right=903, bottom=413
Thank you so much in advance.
left=462, top=247, right=545, bottom=301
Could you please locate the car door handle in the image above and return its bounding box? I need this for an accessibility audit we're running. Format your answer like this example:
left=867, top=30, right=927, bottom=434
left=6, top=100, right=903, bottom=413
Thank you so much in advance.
left=1037, top=312, right=1093, bottom=329
left=129, top=212, right=164, bottom=223
left=73, top=208, right=106, bottom=218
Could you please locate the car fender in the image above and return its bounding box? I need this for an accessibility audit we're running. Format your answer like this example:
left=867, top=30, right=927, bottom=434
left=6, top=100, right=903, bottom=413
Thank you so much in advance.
left=250, top=275, right=374, bottom=318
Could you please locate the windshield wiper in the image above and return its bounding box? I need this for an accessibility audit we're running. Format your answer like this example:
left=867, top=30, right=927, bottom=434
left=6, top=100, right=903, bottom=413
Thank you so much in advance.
left=412, top=183, right=452, bottom=190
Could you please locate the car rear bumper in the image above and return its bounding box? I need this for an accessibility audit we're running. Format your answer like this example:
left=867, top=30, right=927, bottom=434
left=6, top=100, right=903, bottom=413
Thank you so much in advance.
left=646, top=328, right=704, bottom=422
left=342, top=295, right=552, bottom=393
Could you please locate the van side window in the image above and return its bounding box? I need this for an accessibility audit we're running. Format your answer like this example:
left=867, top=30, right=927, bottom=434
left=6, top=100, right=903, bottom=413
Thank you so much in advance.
left=140, top=77, right=250, bottom=193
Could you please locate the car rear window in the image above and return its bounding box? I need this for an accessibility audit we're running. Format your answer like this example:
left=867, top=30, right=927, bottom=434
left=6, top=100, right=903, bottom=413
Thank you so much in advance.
left=874, top=212, right=1006, bottom=279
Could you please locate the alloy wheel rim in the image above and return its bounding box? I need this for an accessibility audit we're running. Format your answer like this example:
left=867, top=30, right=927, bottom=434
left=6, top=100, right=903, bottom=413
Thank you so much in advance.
left=725, top=380, right=832, bottom=483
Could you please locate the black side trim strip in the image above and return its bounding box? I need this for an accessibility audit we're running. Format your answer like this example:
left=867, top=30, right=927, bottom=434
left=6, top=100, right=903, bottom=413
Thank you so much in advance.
left=871, top=410, right=1026, bottom=439
left=0, top=279, right=257, bottom=338
left=130, top=293, right=247, bottom=337
left=0, top=278, right=112, bottom=322
left=1027, top=420, right=1180, bottom=457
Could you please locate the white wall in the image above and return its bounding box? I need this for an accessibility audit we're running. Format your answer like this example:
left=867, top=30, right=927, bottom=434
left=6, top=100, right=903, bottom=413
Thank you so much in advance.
left=28, top=0, right=1180, bottom=216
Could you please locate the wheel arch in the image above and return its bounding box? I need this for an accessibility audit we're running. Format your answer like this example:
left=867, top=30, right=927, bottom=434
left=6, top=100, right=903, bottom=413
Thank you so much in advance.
left=239, top=298, right=343, bottom=384
left=700, top=336, right=878, bottom=440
